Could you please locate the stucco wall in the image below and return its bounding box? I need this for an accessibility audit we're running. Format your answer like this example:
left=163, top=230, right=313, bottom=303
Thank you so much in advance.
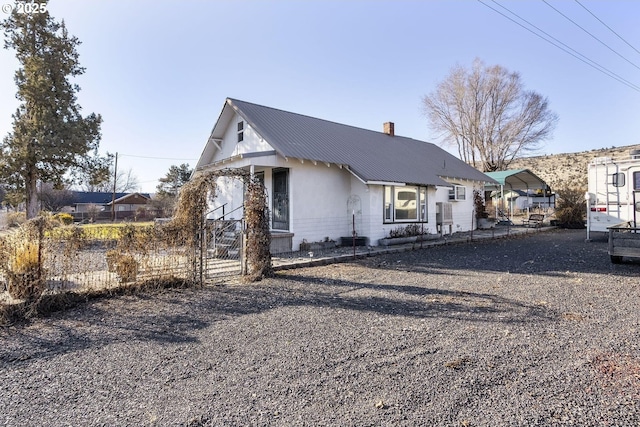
left=288, top=163, right=355, bottom=249
left=434, top=180, right=480, bottom=233
left=207, top=176, right=245, bottom=220
left=217, top=112, right=274, bottom=159
left=364, top=185, right=440, bottom=243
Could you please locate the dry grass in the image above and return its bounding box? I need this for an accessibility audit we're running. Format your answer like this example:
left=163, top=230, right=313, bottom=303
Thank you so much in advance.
left=509, top=143, right=640, bottom=189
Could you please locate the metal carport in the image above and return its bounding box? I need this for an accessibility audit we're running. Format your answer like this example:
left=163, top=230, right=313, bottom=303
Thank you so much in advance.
left=483, top=169, right=550, bottom=223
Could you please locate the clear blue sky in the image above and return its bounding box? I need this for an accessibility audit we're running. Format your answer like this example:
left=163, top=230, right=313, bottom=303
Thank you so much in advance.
left=1, top=0, right=639, bottom=193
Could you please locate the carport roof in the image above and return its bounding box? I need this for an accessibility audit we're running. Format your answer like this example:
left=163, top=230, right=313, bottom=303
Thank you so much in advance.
left=483, top=169, right=548, bottom=191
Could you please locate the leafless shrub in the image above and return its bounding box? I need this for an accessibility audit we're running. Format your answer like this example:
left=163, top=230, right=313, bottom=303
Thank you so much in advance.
left=555, top=182, right=586, bottom=228
left=388, top=224, right=428, bottom=238
left=6, top=212, right=26, bottom=228
left=0, top=216, right=52, bottom=301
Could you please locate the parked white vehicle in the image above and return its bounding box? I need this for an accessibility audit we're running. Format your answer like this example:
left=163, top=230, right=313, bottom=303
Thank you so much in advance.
left=586, top=150, right=640, bottom=233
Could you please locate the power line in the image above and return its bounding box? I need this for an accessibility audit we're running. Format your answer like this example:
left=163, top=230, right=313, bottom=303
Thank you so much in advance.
left=119, top=153, right=197, bottom=161
left=477, top=0, right=640, bottom=92
left=575, top=0, right=640, bottom=57
left=542, top=0, right=640, bottom=71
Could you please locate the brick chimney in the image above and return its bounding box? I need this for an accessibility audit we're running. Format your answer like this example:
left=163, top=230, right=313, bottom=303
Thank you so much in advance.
left=383, top=122, right=395, bottom=136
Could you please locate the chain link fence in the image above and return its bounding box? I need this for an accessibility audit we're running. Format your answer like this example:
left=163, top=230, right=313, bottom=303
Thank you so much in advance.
left=0, top=217, right=247, bottom=307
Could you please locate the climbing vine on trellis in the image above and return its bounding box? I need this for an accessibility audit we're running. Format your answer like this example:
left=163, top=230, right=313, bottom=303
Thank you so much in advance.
left=171, top=168, right=273, bottom=281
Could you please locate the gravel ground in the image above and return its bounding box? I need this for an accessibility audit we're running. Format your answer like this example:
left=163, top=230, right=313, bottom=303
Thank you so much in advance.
left=1, top=228, right=640, bottom=426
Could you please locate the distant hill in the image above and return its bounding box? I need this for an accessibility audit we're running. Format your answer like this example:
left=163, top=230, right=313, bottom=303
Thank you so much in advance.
left=508, top=144, right=640, bottom=190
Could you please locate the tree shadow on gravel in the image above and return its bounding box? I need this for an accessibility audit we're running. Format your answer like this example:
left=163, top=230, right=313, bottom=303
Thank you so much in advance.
left=1, top=230, right=622, bottom=367
left=262, top=273, right=557, bottom=322
left=0, top=300, right=211, bottom=365
left=0, top=271, right=558, bottom=367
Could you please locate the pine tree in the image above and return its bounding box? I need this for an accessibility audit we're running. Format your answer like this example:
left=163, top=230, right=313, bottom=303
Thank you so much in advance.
left=1, top=4, right=108, bottom=218
left=156, top=164, right=193, bottom=198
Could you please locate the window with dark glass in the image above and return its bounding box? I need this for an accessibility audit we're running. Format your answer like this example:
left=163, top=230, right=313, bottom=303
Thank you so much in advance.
left=272, top=168, right=289, bottom=230
left=237, top=121, right=244, bottom=142
left=448, top=185, right=466, bottom=201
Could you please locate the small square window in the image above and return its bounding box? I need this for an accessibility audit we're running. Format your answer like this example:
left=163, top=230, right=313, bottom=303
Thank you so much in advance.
left=456, top=186, right=466, bottom=200
left=237, top=121, right=244, bottom=132
left=449, top=185, right=466, bottom=201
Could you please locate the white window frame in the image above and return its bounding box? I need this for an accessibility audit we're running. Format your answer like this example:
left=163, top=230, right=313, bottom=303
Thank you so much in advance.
left=449, top=185, right=466, bottom=201
left=237, top=121, right=244, bottom=143
left=383, top=185, right=428, bottom=223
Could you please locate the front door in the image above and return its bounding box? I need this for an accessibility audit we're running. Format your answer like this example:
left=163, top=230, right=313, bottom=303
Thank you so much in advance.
left=272, top=168, right=289, bottom=230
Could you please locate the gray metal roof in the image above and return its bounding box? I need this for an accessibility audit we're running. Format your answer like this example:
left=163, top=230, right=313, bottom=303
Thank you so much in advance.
left=222, top=98, right=495, bottom=187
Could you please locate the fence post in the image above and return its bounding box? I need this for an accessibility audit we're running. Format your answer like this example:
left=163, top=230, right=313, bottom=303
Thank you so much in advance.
left=242, top=229, right=248, bottom=275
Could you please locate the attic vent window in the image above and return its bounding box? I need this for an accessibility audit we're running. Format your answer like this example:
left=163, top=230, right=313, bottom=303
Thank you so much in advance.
left=237, top=121, right=244, bottom=143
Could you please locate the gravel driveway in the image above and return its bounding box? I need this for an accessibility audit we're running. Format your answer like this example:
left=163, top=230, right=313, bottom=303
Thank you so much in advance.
left=1, top=228, right=640, bottom=426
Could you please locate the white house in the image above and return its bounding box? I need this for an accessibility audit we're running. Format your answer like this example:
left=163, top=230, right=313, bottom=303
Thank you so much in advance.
left=194, top=98, right=497, bottom=252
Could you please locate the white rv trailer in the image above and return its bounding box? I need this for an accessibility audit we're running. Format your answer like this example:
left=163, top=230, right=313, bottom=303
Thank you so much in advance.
left=587, top=150, right=640, bottom=233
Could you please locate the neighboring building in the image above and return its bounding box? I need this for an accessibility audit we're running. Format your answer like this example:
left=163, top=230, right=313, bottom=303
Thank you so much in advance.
left=109, top=193, right=153, bottom=214
left=66, top=192, right=151, bottom=220
left=489, top=189, right=556, bottom=212
left=194, top=98, right=497, bottom=252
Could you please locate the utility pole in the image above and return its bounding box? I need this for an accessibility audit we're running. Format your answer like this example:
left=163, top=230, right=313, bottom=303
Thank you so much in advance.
left=111, top=152, right=118, bottom=222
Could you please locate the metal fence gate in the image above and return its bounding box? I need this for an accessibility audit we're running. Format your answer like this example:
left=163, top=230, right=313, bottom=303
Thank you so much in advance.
left=200, top=218, right=245, bottom=280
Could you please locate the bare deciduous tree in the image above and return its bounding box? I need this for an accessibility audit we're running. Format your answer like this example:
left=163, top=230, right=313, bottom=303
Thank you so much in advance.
left=423, top=58, right=558, bottom=172
left=112, top=168, right=140, bottom=193
left=78, top=166, right=139, bottom=193
left=38, top=182, right=74, bottom=212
